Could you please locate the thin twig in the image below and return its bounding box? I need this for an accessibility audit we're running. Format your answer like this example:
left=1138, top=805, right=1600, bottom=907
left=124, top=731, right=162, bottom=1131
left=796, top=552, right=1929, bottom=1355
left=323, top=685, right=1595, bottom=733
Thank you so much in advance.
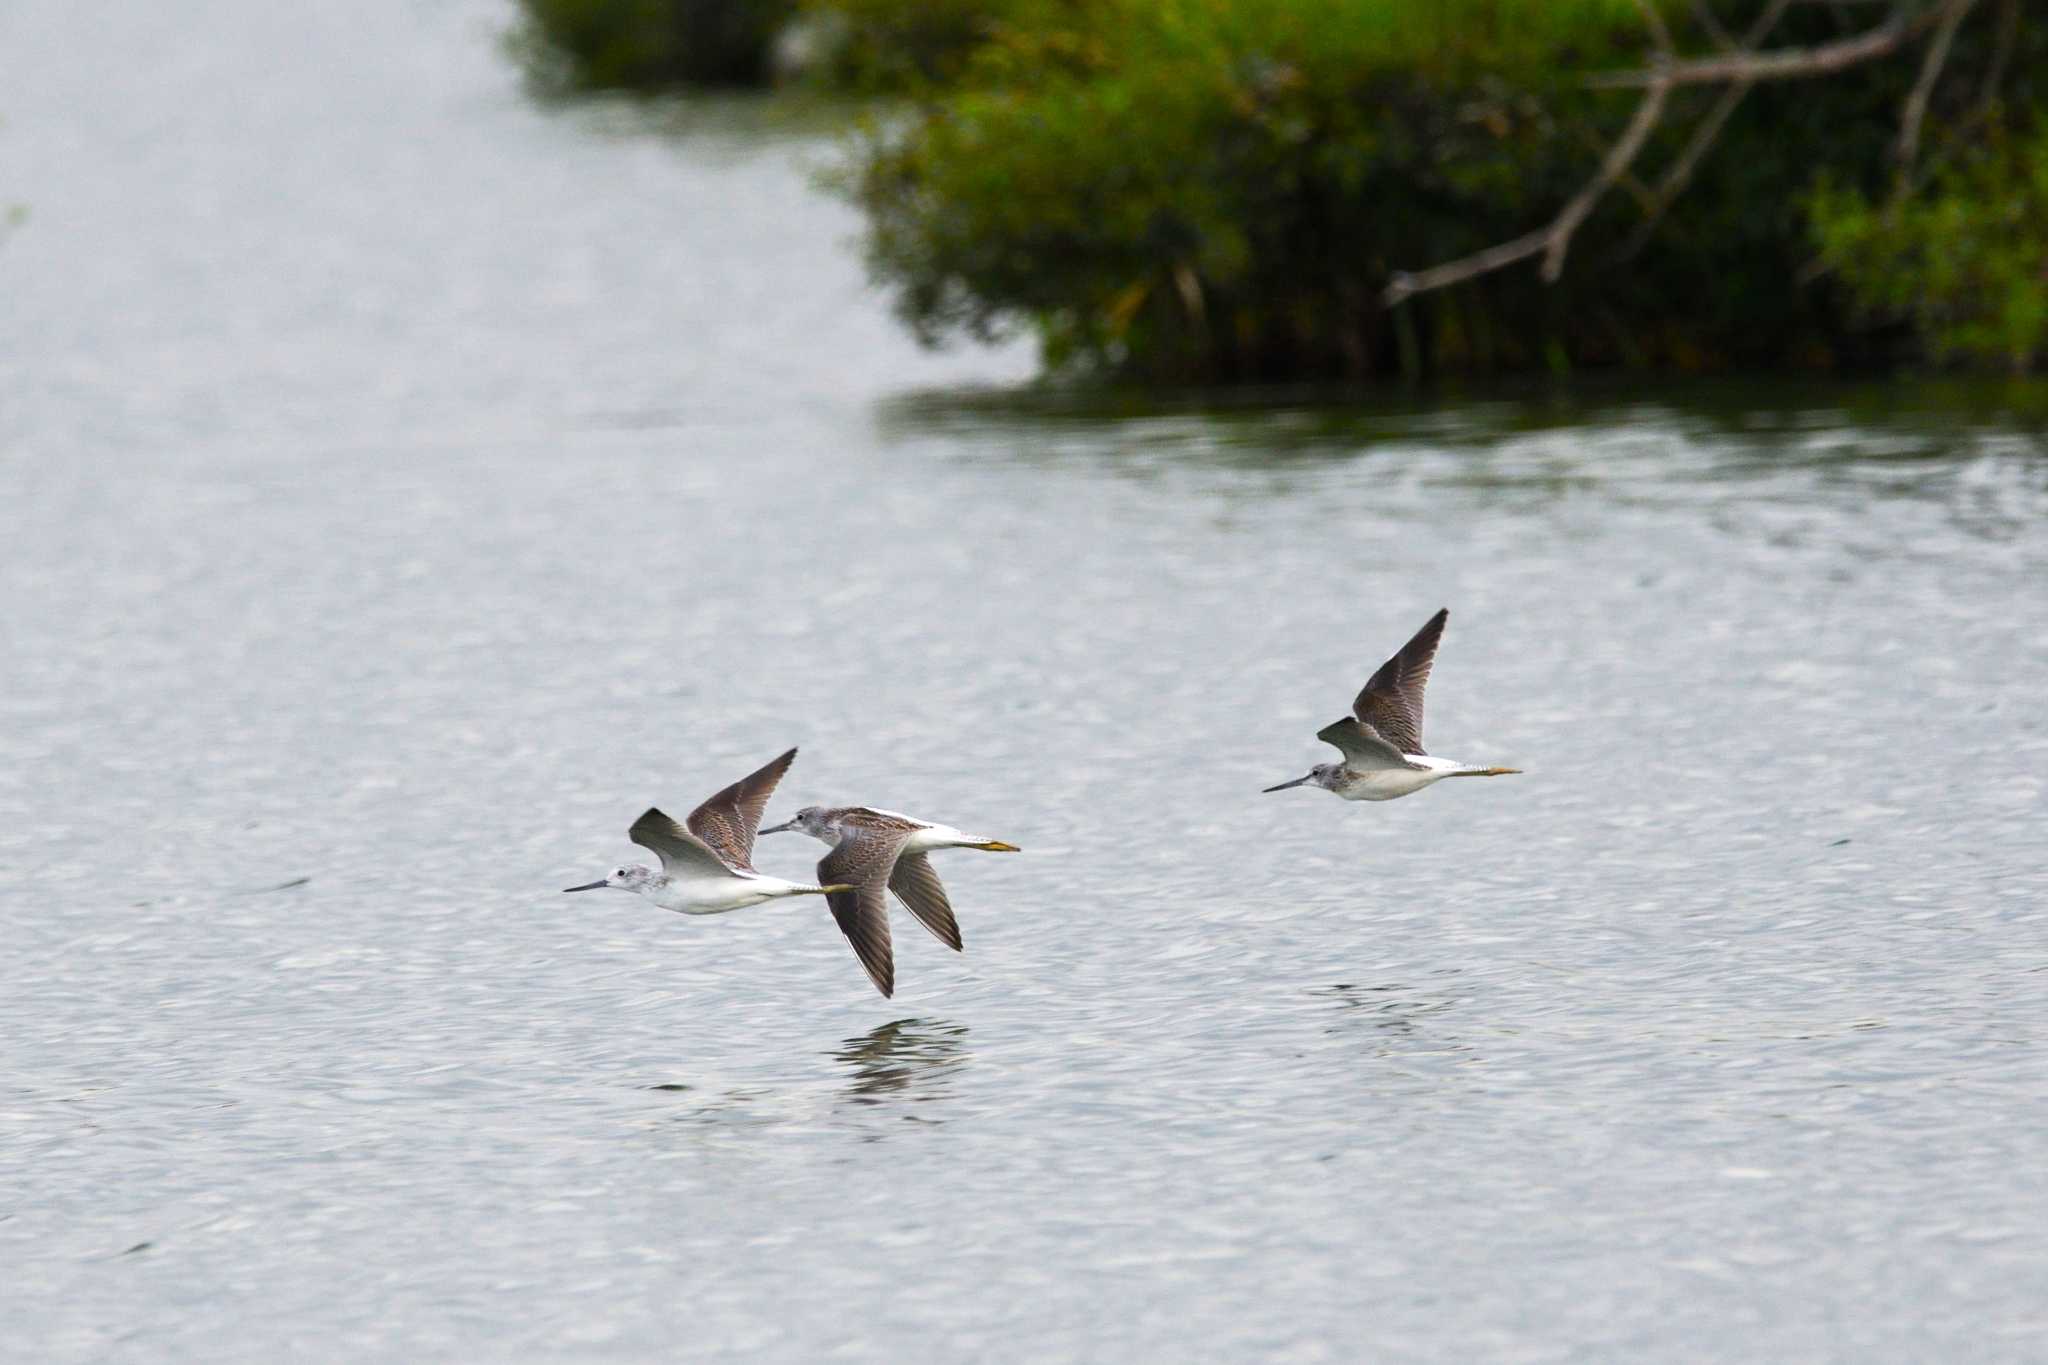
left=1383, top=1, right=1673, bottom=305
left=1382, top=1, right=1953, bottom=307
left=1384, top=74, right=1673, bottom=304
left=1893, top=0, right=1980, bottom=201
left=1541, top=74, right=1672, bottom=279
left=1692, top=0, right=1739, bottom=52
left=1382, top=226, right=1555, bottom=305
left=1631, top=0, right=1678, bottom=57
left=1614, top=82, right=1751, bottom=261
left=1976, top=0, right=2019, bottom=118
left=1588, top=6, right=1944, bottom=87
left=1616, top=0, right=1796, bottom=261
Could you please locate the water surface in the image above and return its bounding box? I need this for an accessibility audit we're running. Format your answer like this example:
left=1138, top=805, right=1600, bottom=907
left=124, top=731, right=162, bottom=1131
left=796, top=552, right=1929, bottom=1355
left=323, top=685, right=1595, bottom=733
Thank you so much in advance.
left=2, top=2, right=2045, bottom=1360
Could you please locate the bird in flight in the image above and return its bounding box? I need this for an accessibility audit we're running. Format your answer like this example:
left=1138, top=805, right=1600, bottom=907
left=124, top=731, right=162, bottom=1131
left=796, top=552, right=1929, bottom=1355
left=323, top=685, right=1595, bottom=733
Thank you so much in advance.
left=1264, top=608, right=1520, bottom=802
left=762, top=804, right=1019, bottom=998
left=563, top=748, right=852, bottom=915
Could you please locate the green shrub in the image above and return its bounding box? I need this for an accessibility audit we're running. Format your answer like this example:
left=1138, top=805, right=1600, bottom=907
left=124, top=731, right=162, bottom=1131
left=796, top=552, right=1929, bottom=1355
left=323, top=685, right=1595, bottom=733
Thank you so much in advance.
left=513, top=0, right=797, bottom=92
left=1810, top=121, right=2048, bottom=373
left=837, top=0, right=2047, bottom=380
left=791, top=0, right=1056, bottom=92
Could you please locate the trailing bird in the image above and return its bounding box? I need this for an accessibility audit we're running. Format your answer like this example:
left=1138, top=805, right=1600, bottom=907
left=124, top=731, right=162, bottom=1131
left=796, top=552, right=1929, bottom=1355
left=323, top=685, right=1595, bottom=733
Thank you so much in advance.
left=1263, top=608, right=1520, bottom=802
left=761, top=804, right=1019, bottom=998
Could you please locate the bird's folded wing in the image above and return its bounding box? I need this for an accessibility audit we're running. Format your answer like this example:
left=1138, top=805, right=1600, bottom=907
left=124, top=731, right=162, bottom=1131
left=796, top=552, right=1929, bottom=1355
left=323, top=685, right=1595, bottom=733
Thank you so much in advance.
left=1317, top=717, right=1417, bottom=770
left=1352, top=607, right=1446, bottom=756
left=888, top=852, right=963, bottom=952
left=630, top=808, right=745, bottom=879
left=686, top=747, right=797, bottom=873
left=820, top=828, right=910, bottom=998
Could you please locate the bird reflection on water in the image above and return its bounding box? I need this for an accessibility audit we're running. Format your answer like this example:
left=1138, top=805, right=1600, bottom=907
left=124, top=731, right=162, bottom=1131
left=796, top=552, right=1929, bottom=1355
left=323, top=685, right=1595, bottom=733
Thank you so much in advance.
left=1315, top=981, right=1467, bottom=1051
left=831, top=1018, right=971, bottom=1110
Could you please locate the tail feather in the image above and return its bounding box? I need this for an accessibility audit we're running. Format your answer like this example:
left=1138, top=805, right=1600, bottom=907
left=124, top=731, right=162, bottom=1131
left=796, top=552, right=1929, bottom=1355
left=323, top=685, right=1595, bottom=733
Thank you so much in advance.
left=1450, top=766, right=1521, bottom=777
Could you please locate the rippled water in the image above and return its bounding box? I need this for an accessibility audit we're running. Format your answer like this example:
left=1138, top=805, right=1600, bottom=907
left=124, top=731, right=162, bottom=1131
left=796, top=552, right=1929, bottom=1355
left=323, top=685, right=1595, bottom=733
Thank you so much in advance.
left=3, top=2, right=2046, bottom=1360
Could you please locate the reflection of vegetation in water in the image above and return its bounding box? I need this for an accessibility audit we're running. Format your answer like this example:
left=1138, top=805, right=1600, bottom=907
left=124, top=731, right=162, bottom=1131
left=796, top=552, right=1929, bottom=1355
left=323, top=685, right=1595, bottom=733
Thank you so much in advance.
left=832, top=1018, right=970, bottom=1107
left=876, top=373, right=2048, bottom=469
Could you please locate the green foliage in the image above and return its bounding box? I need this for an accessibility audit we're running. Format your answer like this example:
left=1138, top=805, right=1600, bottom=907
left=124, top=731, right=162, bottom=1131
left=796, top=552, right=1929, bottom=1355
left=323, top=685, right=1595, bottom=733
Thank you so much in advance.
left=513, top=0, right=797, bottom=92
left=1810, top=122, right=2048, bottom=373
left=792, top=0, right=1056, bottom=92
left=836, top=0, right=2048, bottom=380
left=505, top=0, right=2048, bottom=379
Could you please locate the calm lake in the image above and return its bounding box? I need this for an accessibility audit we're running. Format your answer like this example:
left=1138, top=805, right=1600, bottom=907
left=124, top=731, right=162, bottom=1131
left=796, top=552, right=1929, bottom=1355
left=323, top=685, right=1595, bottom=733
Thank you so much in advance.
left=2, top=1, right=2044, bottom=1360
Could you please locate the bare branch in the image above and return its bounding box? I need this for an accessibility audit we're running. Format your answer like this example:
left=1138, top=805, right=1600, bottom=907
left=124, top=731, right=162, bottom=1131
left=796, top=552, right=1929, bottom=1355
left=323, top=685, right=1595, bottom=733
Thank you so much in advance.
left=1541, top=75, right=1672, bottom=280
left=1632, top=0, right=1678, bottom=56
left=1614, top=81, right=1752, bottom=262
left=1589, top=6, right=1946, bottom=87
left=1382, top=226, right=1556, bottom=305
left=1381, top=0, right=1969, bottom=309
left=1384, top=73, right=1673, bottom=305
left=1978, top=0, right=2019, bottom=117
left=1691, top=0, right=1739, bottom=52
left=1894, top=0, right=1979, bottom=199
left=1616, top=0, right=1796, bottom=261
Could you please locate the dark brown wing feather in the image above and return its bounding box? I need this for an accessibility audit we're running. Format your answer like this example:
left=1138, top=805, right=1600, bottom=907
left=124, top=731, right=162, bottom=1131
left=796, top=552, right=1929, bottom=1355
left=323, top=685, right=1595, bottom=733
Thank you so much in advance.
left=1316, top=717, right=1419, bottom=771
left=1352, top=608, right=1447, bottom=757
left=888, top=852, right=963, bottom=952
left=819, top=827, right=911, bottom=998
left=686, top=747, right=797, bottom=873
left=628, top=808, right=745, bottom=880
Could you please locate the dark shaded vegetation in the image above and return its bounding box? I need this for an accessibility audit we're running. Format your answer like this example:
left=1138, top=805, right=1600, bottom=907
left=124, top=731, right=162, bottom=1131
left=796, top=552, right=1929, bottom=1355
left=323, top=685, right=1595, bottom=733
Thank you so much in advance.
left=513, top=0, right=797, bottom=91
left=512, top=0, right=2048, bottom=383
left=1812, top=116, right=2048, bottom=373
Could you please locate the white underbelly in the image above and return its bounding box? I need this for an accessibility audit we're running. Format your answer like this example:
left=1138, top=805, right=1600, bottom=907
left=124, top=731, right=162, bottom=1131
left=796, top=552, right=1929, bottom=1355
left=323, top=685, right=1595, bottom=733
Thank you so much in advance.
left=653, top=878, right=779, bottom=915
left=1336, top=766, right=1449, bottom=801
left=900, top=824, right=961, bottom=854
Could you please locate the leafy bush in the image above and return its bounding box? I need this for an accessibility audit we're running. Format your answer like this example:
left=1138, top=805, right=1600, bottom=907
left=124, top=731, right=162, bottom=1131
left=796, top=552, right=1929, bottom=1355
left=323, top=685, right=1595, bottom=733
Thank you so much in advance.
left=836, top=0, right=2047, bottom=380
left=1810, top=121, right=2048, bottom=373
left=792, top=0, right=1054, bottom=92
left=507, top=0, right=2048, bottom=379
left=513, top=0, right=797, bottom=92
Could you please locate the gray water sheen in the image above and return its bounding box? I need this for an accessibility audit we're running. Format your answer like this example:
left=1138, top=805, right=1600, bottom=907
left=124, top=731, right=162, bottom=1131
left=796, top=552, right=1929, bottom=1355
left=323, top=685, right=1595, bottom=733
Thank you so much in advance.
left=2, top=2, right=2045, bottom=1360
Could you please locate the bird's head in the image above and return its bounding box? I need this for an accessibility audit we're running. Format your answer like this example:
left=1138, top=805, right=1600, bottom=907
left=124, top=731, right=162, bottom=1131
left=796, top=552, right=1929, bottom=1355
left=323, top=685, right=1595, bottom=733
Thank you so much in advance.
left=760, top=806, right=833, bottom=841
left=1263, top=764, right=1341, bottom=794
left=563, top=863, right=656, bottom=894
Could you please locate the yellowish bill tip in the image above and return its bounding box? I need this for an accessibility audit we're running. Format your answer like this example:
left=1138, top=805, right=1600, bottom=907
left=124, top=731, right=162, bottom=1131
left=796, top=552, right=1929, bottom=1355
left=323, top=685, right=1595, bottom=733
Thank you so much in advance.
left=976, top=840, right=1021, bottom=852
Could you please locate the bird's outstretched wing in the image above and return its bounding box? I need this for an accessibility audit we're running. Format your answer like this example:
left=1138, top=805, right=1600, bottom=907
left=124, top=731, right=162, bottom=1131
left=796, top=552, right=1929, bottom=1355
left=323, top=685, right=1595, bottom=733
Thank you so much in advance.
left=629, top=808, right=745, bottom=880
left=1352, top=608, right=1447, bottom=756
left=686, top=747, right=797, bottom=873
left=819, top=826, right=914, bottom=998
left=889, top=852, right=963, bottom=952
left=1317, top=718, right=1420, bottom=771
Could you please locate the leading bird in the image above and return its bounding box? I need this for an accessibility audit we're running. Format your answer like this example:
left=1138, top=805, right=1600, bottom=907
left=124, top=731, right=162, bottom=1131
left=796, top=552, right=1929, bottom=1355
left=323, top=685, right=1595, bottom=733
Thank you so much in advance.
left=563, top=748, right=852, bottom=915
left=1264, top=608, right=1520, bottom=802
